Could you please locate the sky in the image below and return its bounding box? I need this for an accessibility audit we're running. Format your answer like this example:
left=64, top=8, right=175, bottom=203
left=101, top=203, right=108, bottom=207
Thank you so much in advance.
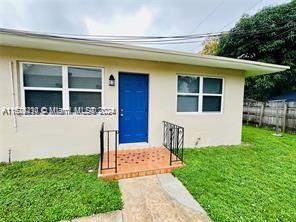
left=0, top=0, right=291, bottom=52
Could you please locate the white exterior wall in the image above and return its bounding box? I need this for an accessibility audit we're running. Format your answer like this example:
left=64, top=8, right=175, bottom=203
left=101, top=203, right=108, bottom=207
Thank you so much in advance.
left=0, top=46, right=245, bottom=162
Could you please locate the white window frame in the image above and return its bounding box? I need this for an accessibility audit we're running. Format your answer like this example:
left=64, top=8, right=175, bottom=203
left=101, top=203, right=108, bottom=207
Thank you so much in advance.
left=176, top=74, right=224, bottom=114
left=19, top=61, right=104, bottom=112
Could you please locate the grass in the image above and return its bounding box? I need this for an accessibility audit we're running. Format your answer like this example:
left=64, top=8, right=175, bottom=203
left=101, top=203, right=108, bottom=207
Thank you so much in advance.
left=0, top=155, right=122, bottom=222
left=174, top=126, right=296, bottom=222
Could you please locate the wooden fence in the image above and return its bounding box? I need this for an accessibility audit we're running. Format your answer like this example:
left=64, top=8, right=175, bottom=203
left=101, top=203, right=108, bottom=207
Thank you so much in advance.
left=243, top=99, right=296, bottom=133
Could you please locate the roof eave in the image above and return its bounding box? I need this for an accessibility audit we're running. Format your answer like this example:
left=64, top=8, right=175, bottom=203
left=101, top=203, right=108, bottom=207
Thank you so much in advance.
left=0, top=29, right=290, bottom=76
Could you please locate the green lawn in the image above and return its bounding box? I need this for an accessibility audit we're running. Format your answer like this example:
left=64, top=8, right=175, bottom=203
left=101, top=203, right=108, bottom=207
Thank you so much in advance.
left=0, top=155, right=122, bottom=222
left=174, top=126, right=296, bottom=222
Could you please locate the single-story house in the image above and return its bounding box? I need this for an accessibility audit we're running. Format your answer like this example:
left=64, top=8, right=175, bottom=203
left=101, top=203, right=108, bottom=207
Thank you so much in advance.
left=0, top=28, right=289, bottom=162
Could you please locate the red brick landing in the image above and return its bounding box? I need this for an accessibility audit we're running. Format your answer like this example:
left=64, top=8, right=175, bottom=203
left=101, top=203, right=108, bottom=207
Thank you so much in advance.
left=98, top=147, right=183, bottom=180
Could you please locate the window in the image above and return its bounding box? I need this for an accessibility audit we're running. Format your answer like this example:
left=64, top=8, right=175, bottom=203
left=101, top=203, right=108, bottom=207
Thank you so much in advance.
left=202, top=78, right=223, bottom=112
left=68, top=67, right=102, bottom=89
left=21, top=62, right=103, bottom=113
left=69, top=92, right=102, bottom=111
left=23, top=63, right=62, bottom=88
left=177, top=75, right=223, bottom=113
left=68, top=66, right=102, bottom=112
left=25, top=90, right=62, bottom=110
left=22, top=63, right=63, bottom=110
left=177, top=76, right=199, bottom=112
left=177, top=95, right=199, bottom=112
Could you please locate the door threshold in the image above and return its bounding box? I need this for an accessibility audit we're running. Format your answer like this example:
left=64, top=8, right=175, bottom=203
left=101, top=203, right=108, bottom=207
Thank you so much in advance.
left=118, top=142, right=150, bottom=150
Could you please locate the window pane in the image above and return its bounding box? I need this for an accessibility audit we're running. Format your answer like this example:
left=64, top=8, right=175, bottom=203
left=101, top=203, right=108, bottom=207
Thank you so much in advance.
left=178, top=76, right=199, bottom=93
left=202, top=96, right=221, bottom=112
left=203, top=78, right=222, bottom=94
left=177, top=95, right=198, bottom=112
left=23, top=64, right=62, bottom=88
left=25, top=90, right=62, bottom=109
left=68, top=67, right=102, bottom=89
left=69, top=92, right=101, bottom=110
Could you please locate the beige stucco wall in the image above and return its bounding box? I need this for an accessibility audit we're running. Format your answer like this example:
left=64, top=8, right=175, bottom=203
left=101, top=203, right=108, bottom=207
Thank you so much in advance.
left=0, top=46, right=245, bottom=162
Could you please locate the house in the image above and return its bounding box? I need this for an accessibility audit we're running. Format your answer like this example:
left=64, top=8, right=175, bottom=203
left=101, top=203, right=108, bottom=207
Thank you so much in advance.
left=0, top=28, right=289, bottom=163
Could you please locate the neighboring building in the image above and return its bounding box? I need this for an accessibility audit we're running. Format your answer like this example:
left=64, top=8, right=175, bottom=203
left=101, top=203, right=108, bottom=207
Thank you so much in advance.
left=269, top=92, right=296, bottom=102
left=0, top=28, right=289, bottom=162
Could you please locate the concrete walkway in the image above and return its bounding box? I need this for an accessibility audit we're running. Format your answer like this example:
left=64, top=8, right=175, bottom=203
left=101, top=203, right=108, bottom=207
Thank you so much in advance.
left=70, top=211, right=122, bottom=222
left=67, top=174, right=210, bottom=222
left=119, top=174, right=210, bottom=222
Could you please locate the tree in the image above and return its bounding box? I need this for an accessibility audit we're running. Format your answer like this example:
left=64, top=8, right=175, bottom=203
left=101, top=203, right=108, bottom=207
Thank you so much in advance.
left=216, top=1, right=296, bottom=101
left=200, top=37, right=219, bottom=55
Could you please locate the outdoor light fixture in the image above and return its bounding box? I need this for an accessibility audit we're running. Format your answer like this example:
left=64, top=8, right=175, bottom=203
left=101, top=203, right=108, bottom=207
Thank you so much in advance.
left=109, top=74, right=115, bottom=86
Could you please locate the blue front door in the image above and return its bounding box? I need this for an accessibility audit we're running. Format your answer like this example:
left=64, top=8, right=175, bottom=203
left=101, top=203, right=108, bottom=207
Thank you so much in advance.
left=119, top=73, right=148, bottom=144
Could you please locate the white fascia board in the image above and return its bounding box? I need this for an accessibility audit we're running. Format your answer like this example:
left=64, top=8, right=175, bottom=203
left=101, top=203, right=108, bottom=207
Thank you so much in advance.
left=0, top=31, right=290, bottom=76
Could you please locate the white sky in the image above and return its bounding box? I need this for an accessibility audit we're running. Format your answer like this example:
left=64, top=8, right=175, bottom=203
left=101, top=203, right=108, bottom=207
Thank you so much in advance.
left=0, top=0, right=291, bottom=52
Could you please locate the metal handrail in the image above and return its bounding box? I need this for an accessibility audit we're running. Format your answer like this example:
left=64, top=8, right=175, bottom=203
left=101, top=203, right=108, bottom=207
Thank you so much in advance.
left=163, top=121, right=184, bottom=165
left=99, top=123, right=118, bottom=174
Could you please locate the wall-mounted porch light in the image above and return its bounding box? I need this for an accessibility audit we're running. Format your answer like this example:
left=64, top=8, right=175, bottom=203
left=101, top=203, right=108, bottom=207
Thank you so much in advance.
left=109, top=74, right=115, bottom=86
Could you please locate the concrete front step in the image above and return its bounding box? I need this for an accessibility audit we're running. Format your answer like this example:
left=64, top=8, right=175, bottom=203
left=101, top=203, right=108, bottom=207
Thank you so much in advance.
left=98, top=147, right=183, bottom=180
left=98, top=164, right=183, bottom=180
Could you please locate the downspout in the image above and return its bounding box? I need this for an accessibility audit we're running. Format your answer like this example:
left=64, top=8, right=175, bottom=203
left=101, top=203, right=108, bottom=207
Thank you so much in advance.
left=9, top=61, right=17, bottom=131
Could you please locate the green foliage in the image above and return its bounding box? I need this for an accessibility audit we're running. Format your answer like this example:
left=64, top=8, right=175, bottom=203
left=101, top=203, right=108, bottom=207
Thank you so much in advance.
left=0, top=155, right=122, bottom=222
left=200, top=37, right=219, bottom=55
left=216, top=1, right=296, bottom=101
left=174, top=126, right=296, bottom=222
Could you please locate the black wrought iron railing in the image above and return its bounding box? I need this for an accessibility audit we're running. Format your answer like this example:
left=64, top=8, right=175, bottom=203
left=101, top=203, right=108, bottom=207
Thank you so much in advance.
left=99, top=123, right=118, bottom=174
left=163, top=121, right=184, bottom=165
